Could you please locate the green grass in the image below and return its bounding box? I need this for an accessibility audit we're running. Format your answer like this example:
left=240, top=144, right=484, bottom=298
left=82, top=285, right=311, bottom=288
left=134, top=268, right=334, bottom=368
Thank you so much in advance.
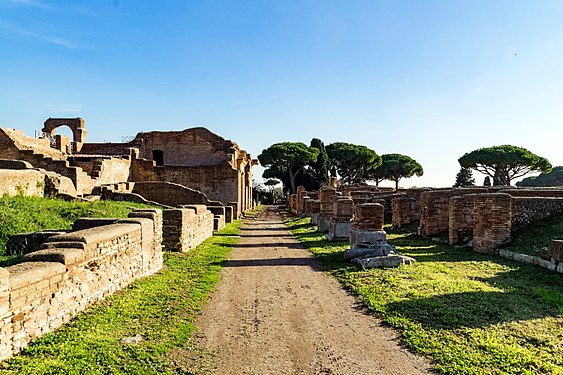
left=286, top=218, right=563, bottom=375
left=0, top=220, right=241, bottom=375
left=501, top=214, right=563, bottom=256
left=0, top=196, right=156, bottom=265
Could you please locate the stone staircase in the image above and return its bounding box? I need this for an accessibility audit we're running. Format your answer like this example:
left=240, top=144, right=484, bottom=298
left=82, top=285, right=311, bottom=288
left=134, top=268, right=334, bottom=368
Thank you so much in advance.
left=17, top=149, right=96, bottom=195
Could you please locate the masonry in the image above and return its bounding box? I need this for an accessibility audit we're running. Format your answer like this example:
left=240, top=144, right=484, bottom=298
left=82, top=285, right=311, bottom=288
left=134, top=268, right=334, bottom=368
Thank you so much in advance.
left=0, top=201, right=219, bottom=361
left=0, top=120, right=258, bottom=218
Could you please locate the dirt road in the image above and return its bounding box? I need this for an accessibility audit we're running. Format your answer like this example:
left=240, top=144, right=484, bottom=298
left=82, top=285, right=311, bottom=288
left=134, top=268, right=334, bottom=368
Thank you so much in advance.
left=173, top=206, right=432, bottom=374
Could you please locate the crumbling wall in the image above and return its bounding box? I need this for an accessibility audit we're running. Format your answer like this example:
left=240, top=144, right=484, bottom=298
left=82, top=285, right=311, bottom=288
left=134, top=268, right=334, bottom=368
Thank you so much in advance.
left=448, top=194, right=477, bottom=245
left=0, top=128, right=66, bottom=160
left=511, top=197, right=563, bottom=231
left=162, top=206, right=214, bottom=252
left=419, top=188, right=487, bottom=237
left=0, top=169, right=45, bottom=197
left=472, top=193, right=512, bottom=253
left=0, top=209, right=163, bottom=361
left=131, top=181, right=222, bottom=207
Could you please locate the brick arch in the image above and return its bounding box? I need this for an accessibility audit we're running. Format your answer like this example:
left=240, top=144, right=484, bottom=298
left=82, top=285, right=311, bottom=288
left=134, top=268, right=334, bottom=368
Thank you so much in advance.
left=42, top=117, right=87, bottom=144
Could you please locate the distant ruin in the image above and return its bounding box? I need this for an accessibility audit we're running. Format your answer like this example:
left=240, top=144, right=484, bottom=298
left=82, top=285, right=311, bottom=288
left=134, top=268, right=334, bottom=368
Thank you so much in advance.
left=0, top=118, right=258, bottom=218
left=291, top=184, right=563, bottom=273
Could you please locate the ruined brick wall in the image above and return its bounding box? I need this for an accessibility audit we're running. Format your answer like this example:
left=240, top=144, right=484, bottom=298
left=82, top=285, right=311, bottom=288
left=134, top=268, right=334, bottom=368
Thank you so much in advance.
left=501, top=188, right=563, bottom=198
left=0, top=128, right=66, bottom=160
left=472, top=193, right=512, bottom=253
left=0, top=209, right=163, bottom=361
left=79, top=142, right=139, bottom=156
left=511, top=197, right=563, bottom=231
left=72, top=158, right=132, bottom=186
left=391, top=196, right=410, bottom=228
left=130, top=128, right=237, bottom=167
left=0, top=169, right=45, bottom=197
left=132, top=163, right=241, bottom=214
left=419, top=188, right=488, bottom=237
left=132, top=181, right=221, bottom=207
left=448, top=194, right=478, bottom=245
left=162, top=206, right=214, bottom=252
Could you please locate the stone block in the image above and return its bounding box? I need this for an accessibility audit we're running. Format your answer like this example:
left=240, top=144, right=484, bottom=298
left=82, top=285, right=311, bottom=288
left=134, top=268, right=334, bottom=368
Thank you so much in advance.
left=352, top=254, right=416, bottom=269
left=326, top=221, right=352, bottom=241
left=23, top=248, right=86, bottom=267
left=547, top=240, right=563, bottom=262
left=350, top=230, right=387, bottom=249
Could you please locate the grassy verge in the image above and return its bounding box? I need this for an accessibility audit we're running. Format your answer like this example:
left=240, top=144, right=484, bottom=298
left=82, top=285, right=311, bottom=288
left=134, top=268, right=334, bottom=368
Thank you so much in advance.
left=0, top=220, right=241, bottom=374
left=0, top=196, right=156, bottom=265
left=286, top=218, right=563, bottom=375
left=500, top=214, right=563, bottom=256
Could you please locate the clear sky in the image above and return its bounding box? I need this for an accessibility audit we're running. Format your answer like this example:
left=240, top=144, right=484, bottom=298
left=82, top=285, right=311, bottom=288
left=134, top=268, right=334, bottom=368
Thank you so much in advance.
left=1, top=0, right=562, bottom=188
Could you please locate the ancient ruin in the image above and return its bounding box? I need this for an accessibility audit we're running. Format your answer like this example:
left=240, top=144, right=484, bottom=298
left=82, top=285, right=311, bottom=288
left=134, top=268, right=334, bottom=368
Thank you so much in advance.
left=0, top=118, right=258, bottom=218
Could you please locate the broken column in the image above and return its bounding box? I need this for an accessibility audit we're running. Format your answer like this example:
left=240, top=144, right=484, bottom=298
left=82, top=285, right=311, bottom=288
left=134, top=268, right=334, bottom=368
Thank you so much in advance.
left=296, top=186, right=306, bottom=215
left=317, top=187, right=337, bottom=232
left=344, top=203, right=415, bottom=268
left=326, top=196, right=354, bottom=241
left=307, top=199, right=321, bottom=225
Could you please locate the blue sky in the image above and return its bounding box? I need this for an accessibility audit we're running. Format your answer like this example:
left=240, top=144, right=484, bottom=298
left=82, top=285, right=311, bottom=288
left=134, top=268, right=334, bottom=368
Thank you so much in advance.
left=1, top=0, right=562, bottom=188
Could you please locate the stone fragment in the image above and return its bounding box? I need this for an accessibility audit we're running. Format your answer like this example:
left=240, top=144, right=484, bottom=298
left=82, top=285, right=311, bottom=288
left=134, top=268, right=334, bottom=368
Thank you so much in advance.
left=547, top=240, right=563, bottom=262
left=352, top=255, right=416, bottom=269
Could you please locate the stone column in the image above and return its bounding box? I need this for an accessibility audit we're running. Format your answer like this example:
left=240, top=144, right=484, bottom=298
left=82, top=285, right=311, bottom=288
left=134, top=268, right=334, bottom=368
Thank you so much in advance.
left=327, top=196, right=354, bottom=241
left=344, top=203, right=415, bottom=268
left=308, top=199, right=321, bottom=225
left=317, top=187, right=337, bottom=232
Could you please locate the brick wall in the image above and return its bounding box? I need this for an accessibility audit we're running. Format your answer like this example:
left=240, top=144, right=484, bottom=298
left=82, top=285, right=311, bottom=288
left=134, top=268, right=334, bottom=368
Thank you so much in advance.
left=511, top=197, right=563, bottom=231
left=472, top=193, right=512, bottom=253
left=162, top=206, right=214, bottom=252
left=448, top=194, right=478, bottom=245
left=0, top=209, right=163, bottom=361
left=419, top=188, right=488, bottom=237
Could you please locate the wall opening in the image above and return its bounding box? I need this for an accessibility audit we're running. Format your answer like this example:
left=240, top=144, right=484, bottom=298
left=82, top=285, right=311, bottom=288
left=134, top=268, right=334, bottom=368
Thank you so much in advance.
left=152, top=150, right=164, bottom=166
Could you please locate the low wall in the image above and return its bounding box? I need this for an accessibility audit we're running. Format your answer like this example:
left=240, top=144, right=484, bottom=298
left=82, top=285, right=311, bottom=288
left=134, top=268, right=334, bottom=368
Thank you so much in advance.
left=0, top=169, right=44, bottom=197
left=162, top=206, right=214, bottom=252
left=511, top=197, right=563, bottom=231
left=0, top=209, right=163, bottom=361
left=419, top=188, right=489, bottom=237
left=132, top=181, right=222, bottom=207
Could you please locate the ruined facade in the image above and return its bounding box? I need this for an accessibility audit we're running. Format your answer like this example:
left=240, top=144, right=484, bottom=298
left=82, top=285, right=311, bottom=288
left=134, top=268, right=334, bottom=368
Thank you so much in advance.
left=0, top=119, right=258, bottom=218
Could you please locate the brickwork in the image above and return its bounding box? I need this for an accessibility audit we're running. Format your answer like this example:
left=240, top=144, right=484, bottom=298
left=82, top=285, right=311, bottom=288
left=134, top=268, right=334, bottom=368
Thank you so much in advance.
left=472, top=193, right=512, bottom=253
left=353, top=203, right=385, bottom=231
left=326, top=197, right=354, bottom=241
left=317, top=188, right=337, bottom=232
left=0, top=209, right=163, bottom=361
left=419, top=188, right=487, bottom=237
left=448, top=194, right=477, bottom=245
left=391, top=196, right=410, bottom=228
left=132, top=181, right=223, bottom=207
left=296, top=186, right=307, bottom=215
left=162, top=206, right=214, bottom=252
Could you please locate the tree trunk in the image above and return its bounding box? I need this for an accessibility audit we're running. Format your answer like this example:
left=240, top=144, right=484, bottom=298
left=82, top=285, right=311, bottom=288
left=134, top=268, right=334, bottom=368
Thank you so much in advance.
left=395, top=178, right=399, bottom=191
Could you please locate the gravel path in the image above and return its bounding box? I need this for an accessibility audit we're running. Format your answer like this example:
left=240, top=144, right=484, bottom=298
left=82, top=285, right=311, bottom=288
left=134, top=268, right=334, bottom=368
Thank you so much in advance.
left=171, top=206, right=433, bottom=374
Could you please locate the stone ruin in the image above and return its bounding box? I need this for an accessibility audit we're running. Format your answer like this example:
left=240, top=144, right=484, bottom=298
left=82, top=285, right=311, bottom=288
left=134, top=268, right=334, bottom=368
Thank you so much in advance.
left=0, top=117, right=259, bottom=220
left=326, top=196, right=354, bottom=241
left=293, top=183, right=563, bottom=273
left=344, top=203, right=415, bottom=268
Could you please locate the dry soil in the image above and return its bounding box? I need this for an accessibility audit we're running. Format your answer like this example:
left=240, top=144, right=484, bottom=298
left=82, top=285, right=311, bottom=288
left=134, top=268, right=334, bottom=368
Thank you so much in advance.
left=171, top=206, right=433, bottom=375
